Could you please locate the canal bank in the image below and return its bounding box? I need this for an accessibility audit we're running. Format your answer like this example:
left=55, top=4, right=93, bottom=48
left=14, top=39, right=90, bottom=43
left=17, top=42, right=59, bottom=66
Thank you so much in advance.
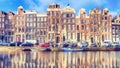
left=0, top=46, right=120, bottom=52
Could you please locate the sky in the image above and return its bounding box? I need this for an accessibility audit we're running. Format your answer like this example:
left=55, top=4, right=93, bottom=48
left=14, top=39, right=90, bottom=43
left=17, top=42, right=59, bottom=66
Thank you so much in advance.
left=0, top=0, right=120, bottom=17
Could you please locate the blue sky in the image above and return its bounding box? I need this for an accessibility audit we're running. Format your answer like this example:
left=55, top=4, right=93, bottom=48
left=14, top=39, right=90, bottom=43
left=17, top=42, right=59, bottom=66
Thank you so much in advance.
left=0, top=0, right=120, bottom=17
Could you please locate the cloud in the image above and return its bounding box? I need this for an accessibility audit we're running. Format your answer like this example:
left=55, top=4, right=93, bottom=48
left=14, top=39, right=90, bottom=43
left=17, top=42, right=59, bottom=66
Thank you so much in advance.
left=23, top=0, right=56, bottom=12
left=23, top=0, right=119, bottom=17
left=110, top=9, right=120, bottom=17
left=110, top=11, right=117, bottom=17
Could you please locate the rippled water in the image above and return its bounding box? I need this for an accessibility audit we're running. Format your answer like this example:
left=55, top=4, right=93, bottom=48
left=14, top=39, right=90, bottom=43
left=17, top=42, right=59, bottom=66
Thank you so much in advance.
left=0, top=51, right=120, bottom=68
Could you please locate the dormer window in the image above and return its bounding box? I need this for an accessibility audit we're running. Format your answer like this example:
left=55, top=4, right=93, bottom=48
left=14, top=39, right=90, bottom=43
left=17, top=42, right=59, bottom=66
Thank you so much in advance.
left=104, top=12, right=107, bottom=15
left=66, top=14, right=69, bottom=17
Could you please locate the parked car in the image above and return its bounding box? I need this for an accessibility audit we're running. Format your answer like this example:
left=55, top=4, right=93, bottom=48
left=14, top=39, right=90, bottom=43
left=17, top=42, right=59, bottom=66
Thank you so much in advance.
left=0, top=42, right=10, bottom=46
left=69, top=42, right=77, bottom=47
left=39, top=43, right=50, bottom=47
left=112, top=41, right=120, bottom=47
left=91, top=43, right=97, bottom=47
left=10, top=42, right=22, bottom=46
left=21, top=42, right=34, bottom=47
left=61, top=42, right=69, bottom=48
left=81, top=41, right=88, bottom=47
left=102, top=41, right=111, bottom=47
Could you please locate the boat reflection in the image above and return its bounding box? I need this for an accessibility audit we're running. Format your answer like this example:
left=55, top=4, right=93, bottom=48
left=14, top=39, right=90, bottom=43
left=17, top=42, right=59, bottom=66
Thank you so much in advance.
left=0, top=51, right=119, bottom=68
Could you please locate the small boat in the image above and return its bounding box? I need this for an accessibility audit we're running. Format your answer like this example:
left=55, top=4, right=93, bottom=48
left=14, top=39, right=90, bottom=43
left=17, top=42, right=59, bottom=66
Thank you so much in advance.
left=22, top=49, right=31, bottom=51
left=43, top=48, right=51, bottom=51
left=62, top=48, right=83, bottom=52
left=32, top=47, right=51, bottom=52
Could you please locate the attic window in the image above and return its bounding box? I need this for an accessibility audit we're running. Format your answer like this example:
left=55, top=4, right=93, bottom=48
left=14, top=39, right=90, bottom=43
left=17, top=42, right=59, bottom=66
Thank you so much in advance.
left=56, top=5, right=59, bottom=8
left=83, top=12, right=85, bottom=14
left=104, top=12, right=107, bottom=15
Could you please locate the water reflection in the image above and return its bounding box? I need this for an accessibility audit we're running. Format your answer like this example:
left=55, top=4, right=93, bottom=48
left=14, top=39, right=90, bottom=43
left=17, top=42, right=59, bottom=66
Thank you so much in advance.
left=0, top=51, right=120, bottom=68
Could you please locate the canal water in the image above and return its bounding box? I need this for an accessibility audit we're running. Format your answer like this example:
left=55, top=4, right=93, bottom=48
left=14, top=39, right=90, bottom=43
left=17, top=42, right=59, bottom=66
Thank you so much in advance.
left=0, top=51, right=120, bottom=68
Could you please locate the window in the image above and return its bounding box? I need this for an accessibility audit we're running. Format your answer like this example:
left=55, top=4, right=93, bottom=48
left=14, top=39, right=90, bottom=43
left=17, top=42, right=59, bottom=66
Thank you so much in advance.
left=62, top=25, right=64, bottom=29
left=73, top=25, right=75, bottom=30
left=2, top=18, right=4, bottom=22
left=52, top=11, right=54, bottom=16
left=68, top=19, right=70, bottom=23
left=30, top=23, right=32, bottom=27
left=30, top=18, right=32, bottom=22
left=105, top=17, right=107, bottom=20
left=94, top=28, right=97, bottom=32
left=66, top=25, right=68, bottom=30
left=18, top=28, right=21, bottom=32
left=27, top=23, right=29, bottom=27
left=82, top=25, right=84, bottom=30
left=72, top=14, right=75, bottom=17
left=104, top=12, right=107, bottom=15
left=27, top=18, right=29, bottom=21
left=63, top=14, right=66, bottom=17
left=52, top=19, right=55, bottom=24
left=66, top=14, right=69, bottom=17
left=63, top=19, right=66, bottom=23
left=44, top=31, right=46, bottom=35
left=30, top=14, right=32, bottom=17
left=5, top=20, right=8, bottom=24
left=56, top=12, right=59, bottom=16
left=37, top=18, right=39, bottom=21
left=41, top=23, right=43, bottom=28
left=40, top=31, right=42, bottom=35
left=48, top=34, right=50, bottom=39
left=44, top=17, right=47, bottom=21
left=71, top=33, right=73, bottom=39
left=49, top=26, right=51, bottom=31
left=66, top=19, right=68, bottom=23
left=68, top=25, right=70, bottom=30
left=71, top=25, right=72, bottom=30
left=53, top=26, right=55, bottom=31
left=77, top=25, right=79, bottom=30
left=94, top=21, right=96, bottom=25
left=81, top=20, right=84, bottom=24
left=0, top=24, right=1, bottom=28
left=2, top=24, right=4, bottom=28
left=56, top=25, right=58, bottom=31
left=22, top=28, right=24, bottom=32
left=52, top=34, right=54, bottom=39
left=34, top=18, right=36, bottom=21
left=41, top=17, right=43, bottom=21
left=91, top=28, right=93, bottom=32
left=56, top=19, right=59, bottom=23
left=72, top=19, right=75, bottom=23
left=34, top=23, right=36, bottom=27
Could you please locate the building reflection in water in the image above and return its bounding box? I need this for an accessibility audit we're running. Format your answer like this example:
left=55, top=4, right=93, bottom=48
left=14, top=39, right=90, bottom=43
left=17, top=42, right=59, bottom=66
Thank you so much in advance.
left=0, top=51, right=119, bottom=68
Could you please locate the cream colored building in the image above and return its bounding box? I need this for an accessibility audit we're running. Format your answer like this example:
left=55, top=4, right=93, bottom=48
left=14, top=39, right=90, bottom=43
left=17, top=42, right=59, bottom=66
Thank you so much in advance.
left=61, top=5, right=76, bottom=42
left=14, top=6, right=26, bottom=42
left=76, top=8, right=90, bottom=43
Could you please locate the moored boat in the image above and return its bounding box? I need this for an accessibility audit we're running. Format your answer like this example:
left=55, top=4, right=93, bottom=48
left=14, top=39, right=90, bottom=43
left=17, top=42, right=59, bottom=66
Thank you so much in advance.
left=62, top=48, right=83, bottom=52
